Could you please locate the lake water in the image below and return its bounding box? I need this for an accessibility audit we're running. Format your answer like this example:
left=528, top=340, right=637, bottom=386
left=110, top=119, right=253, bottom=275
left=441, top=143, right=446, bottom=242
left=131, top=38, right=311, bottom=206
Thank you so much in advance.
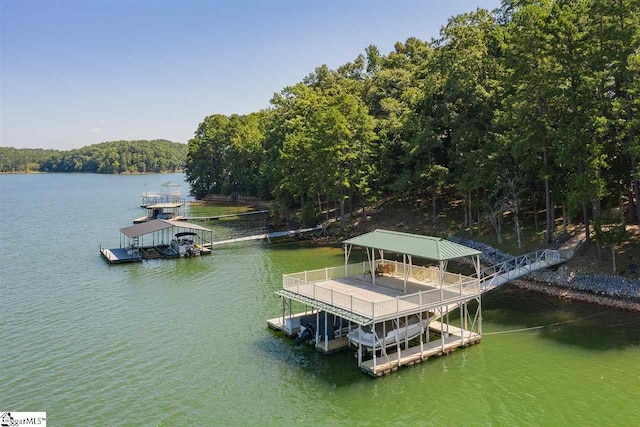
left=1, top=173, right=639, bottom=426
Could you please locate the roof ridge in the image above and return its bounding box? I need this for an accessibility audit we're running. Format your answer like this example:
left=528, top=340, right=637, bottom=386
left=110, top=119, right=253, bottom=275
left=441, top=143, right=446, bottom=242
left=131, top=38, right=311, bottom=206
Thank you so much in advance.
left=376, top=229, right=441, bottom=241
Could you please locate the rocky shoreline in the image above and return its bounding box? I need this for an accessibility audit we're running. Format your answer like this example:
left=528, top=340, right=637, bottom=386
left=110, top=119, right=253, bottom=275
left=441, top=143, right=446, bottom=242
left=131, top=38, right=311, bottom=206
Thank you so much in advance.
left=449, top=236, right=640, bottom=311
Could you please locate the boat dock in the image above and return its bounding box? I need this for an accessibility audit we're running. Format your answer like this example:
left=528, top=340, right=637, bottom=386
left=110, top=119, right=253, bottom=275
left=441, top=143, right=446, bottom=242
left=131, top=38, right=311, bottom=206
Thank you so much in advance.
left=268, top=230, right=485, bottom=377
left=267, top=229, right=565, bottom=377
left=102, top=220, right=325, bottom=264
left=101, top=219, right=214, bottom=264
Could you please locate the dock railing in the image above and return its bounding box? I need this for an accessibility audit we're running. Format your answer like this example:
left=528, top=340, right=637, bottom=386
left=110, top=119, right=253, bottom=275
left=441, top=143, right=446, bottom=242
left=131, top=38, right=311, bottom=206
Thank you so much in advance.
left=478, top=249, right=561, bottom=291
left=282, top=260, right=480, bottom=321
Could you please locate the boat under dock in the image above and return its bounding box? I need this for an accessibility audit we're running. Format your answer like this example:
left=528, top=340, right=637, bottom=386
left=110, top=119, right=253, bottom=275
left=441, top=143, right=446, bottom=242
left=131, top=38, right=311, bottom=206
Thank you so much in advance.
left=360, top=320, right=481, bottom=377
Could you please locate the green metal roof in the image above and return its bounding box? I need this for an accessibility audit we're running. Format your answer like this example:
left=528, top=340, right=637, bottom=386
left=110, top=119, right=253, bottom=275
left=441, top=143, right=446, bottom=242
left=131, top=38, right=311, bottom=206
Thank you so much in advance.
left=343, top=229, right=481, bottom=261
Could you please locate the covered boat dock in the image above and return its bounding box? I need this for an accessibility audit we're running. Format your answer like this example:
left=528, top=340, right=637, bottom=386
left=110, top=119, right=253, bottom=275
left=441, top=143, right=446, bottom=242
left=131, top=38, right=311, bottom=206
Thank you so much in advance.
left=100, top=219, right=214, bottom=264
left=268, top=229, right=484, bottom=377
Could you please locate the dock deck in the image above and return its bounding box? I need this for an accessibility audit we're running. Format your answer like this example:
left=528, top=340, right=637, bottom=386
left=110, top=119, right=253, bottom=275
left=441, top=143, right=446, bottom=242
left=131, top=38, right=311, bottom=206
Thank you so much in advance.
left=100, top=248, right=142, bottom=264
left=101, top=245, right=211, bottom=263
left=360, top=321, right=481, bottom=377
left=280, top=264, right=480, bottom=324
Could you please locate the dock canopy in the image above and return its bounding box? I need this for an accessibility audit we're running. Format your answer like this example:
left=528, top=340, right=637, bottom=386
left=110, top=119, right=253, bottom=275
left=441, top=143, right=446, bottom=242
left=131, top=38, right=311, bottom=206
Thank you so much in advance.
left=344, top=229, right=481, bottom=261
left=175, top=231, right=197, bottom=238
left=120, top=219, right=210, bottom=238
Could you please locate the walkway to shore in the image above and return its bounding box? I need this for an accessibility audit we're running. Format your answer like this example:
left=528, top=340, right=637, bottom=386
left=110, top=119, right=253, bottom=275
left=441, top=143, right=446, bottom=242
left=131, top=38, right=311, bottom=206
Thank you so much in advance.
left=557, top=226, right=585, bottom=260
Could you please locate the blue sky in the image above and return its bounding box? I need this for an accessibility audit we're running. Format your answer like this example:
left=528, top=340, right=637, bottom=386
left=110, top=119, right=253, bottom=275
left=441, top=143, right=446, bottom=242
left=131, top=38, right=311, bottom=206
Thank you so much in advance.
left=0, top=0, right=501, bottom=150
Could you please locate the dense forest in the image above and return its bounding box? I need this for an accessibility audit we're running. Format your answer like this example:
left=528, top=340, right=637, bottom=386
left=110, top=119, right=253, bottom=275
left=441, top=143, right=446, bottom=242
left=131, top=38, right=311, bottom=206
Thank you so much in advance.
left=0, top=140, right=187, bottom=174
left=187, top=0, right=639, bottom=247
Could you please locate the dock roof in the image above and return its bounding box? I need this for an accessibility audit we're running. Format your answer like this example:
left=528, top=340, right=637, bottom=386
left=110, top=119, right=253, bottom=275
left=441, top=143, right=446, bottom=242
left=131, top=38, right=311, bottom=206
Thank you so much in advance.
left=120, top=219, right=210, bottom=238
left=344, top=229, right=481, bottom=261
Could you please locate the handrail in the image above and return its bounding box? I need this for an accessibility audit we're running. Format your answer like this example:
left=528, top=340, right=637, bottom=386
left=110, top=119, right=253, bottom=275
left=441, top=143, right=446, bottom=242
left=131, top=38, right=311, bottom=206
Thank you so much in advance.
left=281, top=249, right=562, bottom=320
left=283, top=260, right=481, bottom=321
left=479, top=249, right=561, bottom=291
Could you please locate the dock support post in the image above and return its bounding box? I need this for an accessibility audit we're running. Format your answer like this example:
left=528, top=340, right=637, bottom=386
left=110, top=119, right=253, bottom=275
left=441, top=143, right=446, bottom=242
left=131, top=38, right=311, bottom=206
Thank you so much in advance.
left=404, top=315, right=409, bottom=349
left=382, top=321, right=386, bottom=356
left=440, top=306, right=445, bottom=352
left=396, top=319, right=401, bottom=361
left=478, top=297, right=483, bottom=336
left=460, top=303, right=464, bottom=345
left=464, top=301, right=468, bottom=333
left=357, top=328, right=362, bottom=367
left=403, top=254, right=407, bottom=293
left=372, top=249, right=376, bottom=285
left=420, top=312, right=424, bottom=356
left=372, top=322, right=377, bottom=372
left=315, top=312, right=320, bottom=344
left=426, top=315, right=430, bottom=343
left=446, top=310, right=450, bottom=336
left=282, top=298, right=285, bottom=330
left=324, top=311, right=328, bottom=350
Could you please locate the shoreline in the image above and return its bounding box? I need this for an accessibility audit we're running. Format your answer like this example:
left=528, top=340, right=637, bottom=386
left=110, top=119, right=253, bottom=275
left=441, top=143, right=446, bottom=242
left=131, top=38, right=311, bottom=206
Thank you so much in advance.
left=510, top=279, right=640, bottom=312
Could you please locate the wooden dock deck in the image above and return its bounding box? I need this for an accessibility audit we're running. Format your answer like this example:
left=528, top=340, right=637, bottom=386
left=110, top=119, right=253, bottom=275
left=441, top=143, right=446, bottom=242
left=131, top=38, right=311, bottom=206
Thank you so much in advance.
left=101, top=245, right=211, bottom=264
left=360, top=321, right=481, bottom=377
left=100, top=248, right=142, bottom=264
left=267, top=311, right=318, bottom=337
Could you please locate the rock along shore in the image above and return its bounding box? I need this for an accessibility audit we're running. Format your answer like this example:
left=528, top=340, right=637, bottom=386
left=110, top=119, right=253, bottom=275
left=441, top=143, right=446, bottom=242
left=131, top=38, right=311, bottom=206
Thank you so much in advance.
left=449, top=236, right=640, bottom=312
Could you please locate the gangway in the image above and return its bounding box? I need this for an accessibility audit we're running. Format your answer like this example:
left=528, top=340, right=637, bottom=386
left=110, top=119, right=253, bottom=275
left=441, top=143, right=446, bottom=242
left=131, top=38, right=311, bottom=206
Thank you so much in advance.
left=479, top=249, right=565, bottom=292
left=209, top=225, right=324, bottom=247
left=434, top=249, right=565, bottom=319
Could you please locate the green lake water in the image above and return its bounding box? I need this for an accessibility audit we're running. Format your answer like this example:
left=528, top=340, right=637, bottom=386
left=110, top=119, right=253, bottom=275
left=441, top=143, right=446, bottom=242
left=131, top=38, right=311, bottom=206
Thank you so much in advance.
left=1, top=173, right=639, bottom=426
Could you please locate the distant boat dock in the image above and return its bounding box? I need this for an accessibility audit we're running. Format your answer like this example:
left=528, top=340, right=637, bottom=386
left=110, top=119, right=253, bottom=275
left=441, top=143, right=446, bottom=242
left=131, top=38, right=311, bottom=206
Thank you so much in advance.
left=101, top=218, right=325, bottom=264
left=100, top=219, right=214, bottom=264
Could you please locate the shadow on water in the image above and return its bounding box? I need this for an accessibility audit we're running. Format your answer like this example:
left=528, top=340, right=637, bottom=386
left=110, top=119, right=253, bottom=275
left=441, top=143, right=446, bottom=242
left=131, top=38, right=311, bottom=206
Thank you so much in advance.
left=253, top=331, right=371, bottom=387
left=480, top=284, right=640, bottom=351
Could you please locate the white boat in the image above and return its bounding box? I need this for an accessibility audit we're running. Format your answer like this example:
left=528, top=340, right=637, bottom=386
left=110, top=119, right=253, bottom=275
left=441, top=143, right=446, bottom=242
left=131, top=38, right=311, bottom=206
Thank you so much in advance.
left=347, top=315, right=428, bottom=352
left=170, top=232, right=201, bottom=257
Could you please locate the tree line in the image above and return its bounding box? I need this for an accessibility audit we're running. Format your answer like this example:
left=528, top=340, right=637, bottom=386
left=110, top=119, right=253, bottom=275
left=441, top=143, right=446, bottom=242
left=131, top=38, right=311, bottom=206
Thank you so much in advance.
left=185, top=0, right=640, bottom=248
left=0, top=140, right=188, bottom=174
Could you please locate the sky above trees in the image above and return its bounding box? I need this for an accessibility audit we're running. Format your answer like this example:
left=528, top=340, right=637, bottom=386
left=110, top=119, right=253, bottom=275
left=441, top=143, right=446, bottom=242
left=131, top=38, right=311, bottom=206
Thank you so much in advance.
left=0, top=0, right=500, bottom=150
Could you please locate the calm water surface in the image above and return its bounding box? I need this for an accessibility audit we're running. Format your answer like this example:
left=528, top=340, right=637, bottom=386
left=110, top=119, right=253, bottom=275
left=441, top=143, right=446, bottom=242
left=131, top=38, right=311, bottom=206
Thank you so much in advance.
left=1, top=174, right=639, bottom=426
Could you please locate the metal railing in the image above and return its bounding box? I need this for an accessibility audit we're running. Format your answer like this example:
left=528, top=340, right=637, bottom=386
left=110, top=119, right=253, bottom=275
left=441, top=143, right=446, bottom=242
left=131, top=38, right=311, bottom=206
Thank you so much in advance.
left=479, top=249, right=561, bottom=291
left=282, top=260, right=481, bottom=321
